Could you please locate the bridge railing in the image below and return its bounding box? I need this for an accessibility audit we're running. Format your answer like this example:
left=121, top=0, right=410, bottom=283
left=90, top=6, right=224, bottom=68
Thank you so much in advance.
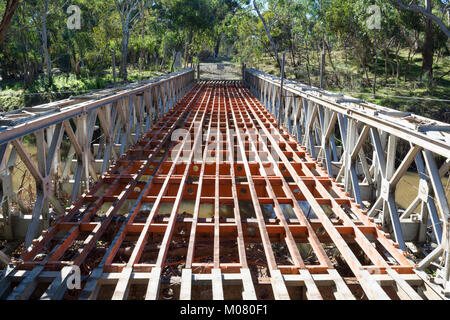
left=0, top=69, right=195, bottom=247
left=244, top=67, right=450, bottom=297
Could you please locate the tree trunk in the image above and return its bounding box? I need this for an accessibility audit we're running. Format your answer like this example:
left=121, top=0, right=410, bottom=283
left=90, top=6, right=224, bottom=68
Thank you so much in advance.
left=112, top=49, right=116, bottom=87
left=288, top=30, right=296, bottom=67
left=305, top=51, right=312, bottom=86
left=170, top=50, right=175, bottom=73
left=213, top=33, right=222, bottom=58
left=19, top=5, right=31, bottom=88
left=183, top=41, right=188, bottom=68
left=325, top=40, right=340, bottom=87
left=71, top=50, right=80, bottom=78
left=98, top=45, right=107, bottom=70
left=316, top=42, right=321, bottom=83
left=363, top=64, right=371, bottom=87
left=320, top=40, right=325, bottom=89
left=139, top=13, right=146, bottom=75
left=395, top=42, right=401, bottom=80
left=20, top=35, right=29, bottom=88
left=0, top=0, right=21, bottom=44
left=384, top=47, right=389, bottom=84
left=253, top=0, right=281, bottom=70
left=159, top=47, right=167, bottom=71
left=41, top=0, right=51, bottom=86
left=421, top=0, right=434, bottom=81
left=289, top=43, right=296, bottom=67
left=120, top=22, right=130, bottom=82
left=373, top=46, right=378, bottom=97
left=404, top=42, right=414, bottom=82
left=435, top=47, right=441, bottom=64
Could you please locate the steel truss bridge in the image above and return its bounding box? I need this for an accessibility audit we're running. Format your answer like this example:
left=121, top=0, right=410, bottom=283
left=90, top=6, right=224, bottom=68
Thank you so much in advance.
left=0, top=66, right=448, bottom=300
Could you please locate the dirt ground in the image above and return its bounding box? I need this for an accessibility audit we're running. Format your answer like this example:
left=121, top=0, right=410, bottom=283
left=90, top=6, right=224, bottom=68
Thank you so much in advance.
left=199, top=60, right=242, bottom=81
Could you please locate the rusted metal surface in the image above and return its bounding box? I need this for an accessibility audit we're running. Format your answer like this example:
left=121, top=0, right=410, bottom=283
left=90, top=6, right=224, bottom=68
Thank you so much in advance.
left=0, top=81, right=442, bottom=300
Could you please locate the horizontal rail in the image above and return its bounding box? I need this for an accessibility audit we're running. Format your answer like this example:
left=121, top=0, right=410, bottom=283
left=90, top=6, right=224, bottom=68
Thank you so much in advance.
left=0, top=69, right=195, bottom=145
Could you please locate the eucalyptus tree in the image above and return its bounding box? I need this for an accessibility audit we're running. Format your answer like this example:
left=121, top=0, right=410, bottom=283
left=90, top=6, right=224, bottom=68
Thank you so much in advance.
left=212, top=0, right=244, bottom=57
left=0, top=0, right=21, bottom=43
left=158, top=0, right=220, bottom=66
left=392, top=0, right=450, bottom=37
left=391, top=0, right=450, bottom=80
left=222, top=6, right=262, bottom=65
left=114, top=0, right=152, bottom=81
left=39, top=0, right=51, bottom=84
left=252, top=0, right=282, bottom=69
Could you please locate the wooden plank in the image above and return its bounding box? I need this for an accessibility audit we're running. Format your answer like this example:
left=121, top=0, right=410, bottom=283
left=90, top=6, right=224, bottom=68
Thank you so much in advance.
left=327, top=269, right=355, bottom=300
left=240, top=268, right=257, bottom=300
left=270, top=270, right=290, bottom=300
left=298, top=269, right=323, bottom=300
left=386, top=268, right=422, bottom=300
left=211, top=268, right=224, bottom=300
left=145, top=267, right=162, bottom=300
left=111, top=266, right=132, bottom=300
left=179, top=268, right=192, bottom=300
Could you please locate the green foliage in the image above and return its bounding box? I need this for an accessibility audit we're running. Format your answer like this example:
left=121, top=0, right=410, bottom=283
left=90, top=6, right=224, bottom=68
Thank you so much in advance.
left=0, top=0, right=244, bottom=109
left=0, top=89, right=24, bottom=112
left=225, top=0, right=449, bottom=121
left=0, top=0, right=448, bottom=122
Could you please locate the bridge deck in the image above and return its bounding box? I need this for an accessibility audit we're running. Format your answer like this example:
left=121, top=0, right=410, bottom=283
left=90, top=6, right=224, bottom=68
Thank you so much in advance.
left=1, top=81, right=434, bottom=300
